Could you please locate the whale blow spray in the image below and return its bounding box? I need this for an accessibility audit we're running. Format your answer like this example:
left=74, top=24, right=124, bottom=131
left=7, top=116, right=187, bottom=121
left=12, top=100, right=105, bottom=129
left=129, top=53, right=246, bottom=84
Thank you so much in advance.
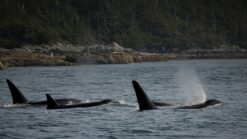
left=177, top=68, right=207, bottom=105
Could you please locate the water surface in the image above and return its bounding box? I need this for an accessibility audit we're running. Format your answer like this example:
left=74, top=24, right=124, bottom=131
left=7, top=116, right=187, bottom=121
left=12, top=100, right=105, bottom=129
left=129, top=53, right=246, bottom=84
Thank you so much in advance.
left=0, top=59, right=246, bottom=139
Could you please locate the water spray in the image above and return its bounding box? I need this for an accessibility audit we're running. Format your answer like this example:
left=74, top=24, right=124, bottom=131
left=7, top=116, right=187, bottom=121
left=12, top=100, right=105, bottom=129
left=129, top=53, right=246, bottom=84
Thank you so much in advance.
left=176, top=68, right=207, bottom=105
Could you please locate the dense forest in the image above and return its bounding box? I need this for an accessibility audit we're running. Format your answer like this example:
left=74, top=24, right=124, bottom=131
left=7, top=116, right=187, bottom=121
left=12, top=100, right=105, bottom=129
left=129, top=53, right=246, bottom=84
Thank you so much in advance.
left=0, top=0, right=247, bottom=52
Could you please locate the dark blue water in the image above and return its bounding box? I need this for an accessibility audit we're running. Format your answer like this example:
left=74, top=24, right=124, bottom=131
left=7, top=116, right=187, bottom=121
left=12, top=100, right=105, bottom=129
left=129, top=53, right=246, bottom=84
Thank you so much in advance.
left=0, top=59, right=247, bottom=139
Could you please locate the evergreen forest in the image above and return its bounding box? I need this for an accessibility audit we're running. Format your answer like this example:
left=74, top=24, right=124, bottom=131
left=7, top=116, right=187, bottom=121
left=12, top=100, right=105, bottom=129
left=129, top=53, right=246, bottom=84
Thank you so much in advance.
left=0, top=0, right=247, bottom=52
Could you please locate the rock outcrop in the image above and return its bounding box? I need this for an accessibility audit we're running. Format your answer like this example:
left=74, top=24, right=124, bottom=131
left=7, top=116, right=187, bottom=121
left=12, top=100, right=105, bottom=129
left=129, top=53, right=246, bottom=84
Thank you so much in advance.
left=0, top=42, right=175, bottom=68
left=68, top=43, right=174, bottom=64
left=0, top=61, right=5, bottom=70
left=0, top=48, right=72, bottom=68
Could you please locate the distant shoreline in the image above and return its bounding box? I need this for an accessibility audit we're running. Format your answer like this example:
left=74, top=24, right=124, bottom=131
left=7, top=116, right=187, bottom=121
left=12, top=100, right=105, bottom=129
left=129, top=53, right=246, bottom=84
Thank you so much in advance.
left=1, top=43, right=247, bottom=70
left=175, top=48, right=247, bottom=59
left=0, top=43, right=174, bottom=69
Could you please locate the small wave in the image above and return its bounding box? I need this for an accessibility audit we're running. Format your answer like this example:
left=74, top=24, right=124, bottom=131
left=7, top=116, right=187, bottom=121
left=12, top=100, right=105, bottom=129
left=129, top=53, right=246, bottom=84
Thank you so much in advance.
left=110, top=100, right=136, bottom=107
left=2, top=104, right=29, bottom=108
left=124, top=129, right=156, bottom=134
left=0, top=133, right=22, bottom=139
left=107, top=136, right=118, bottom=139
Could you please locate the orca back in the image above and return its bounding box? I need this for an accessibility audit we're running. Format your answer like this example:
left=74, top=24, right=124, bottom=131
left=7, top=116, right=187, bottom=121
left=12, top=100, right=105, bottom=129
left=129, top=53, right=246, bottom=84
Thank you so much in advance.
left=132, top=80, right=157, bottom=111
left=176, top=99, right=221, bottom=109
left=6, top=79, right=28, bottom=104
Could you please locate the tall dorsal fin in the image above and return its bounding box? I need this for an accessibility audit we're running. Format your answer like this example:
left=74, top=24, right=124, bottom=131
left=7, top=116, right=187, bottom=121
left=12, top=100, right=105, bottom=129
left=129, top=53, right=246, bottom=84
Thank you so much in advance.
left=132, top=80, right=157, bottom=111
left=6, top=79, right=28, bottom=104
left=46, top=94, right=59, bottom=109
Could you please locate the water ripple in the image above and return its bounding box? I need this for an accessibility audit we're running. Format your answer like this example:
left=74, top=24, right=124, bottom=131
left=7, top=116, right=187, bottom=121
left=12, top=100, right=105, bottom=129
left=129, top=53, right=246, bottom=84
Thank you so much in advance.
left=0, top=59, right=247, bottom=138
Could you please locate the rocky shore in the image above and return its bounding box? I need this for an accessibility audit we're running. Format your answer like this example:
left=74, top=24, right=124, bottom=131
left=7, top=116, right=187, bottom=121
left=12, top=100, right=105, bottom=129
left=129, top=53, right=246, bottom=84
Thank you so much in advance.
left=0, top=48, right=73, bottom=68
left=64, top=43, right=175, bottom=64
left=0, top=60, right=5, bottom=70
left=2, top=43, right=245, bottom=70
left=0, top=43, right=175, bottom=69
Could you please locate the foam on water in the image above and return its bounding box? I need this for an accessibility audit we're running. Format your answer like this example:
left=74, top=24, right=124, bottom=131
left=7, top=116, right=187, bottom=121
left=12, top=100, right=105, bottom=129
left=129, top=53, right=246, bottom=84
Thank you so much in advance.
left=2, top=104, right=29, bottom=108
left=111, top=100, right=136, bottom=107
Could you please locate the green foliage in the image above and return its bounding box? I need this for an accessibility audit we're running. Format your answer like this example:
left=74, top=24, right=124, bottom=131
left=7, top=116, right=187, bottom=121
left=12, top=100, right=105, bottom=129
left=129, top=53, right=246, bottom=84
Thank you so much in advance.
left=0, top=0, right=246, bottom=52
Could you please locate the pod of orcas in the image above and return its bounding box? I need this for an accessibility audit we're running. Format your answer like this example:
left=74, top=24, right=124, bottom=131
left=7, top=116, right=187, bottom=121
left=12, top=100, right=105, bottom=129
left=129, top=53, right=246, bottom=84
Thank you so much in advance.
left=6, top=79, right=113, bottom=109
left=5, top=79, right=221, bottom=111
left=6, top=79, right=81, bottom=106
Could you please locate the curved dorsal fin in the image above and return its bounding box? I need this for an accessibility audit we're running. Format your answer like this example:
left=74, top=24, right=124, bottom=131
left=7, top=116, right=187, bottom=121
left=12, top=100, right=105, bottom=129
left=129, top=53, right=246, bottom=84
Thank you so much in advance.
left=46, top=94, right=59, bottom=109
left=132, top=80, right=157, bottom=111
left=6, top=79, right=28, bottom=104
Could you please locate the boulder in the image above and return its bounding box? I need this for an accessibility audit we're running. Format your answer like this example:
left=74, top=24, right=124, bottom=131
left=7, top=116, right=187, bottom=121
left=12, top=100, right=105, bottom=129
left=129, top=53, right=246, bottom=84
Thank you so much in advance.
left=0, top=61, right=4, bottom=70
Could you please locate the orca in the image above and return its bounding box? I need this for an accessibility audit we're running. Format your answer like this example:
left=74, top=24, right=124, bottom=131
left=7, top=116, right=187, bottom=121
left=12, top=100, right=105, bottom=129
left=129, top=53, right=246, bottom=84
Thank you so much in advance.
left=132, top=80, right=157, bottom=111
left=46, top=94, right=113, bottom=109
left=176, top=99, right=221, bottom=109
left=6, top=79, right=81, bottom=106
left=132, top=80, right=221, bottom=110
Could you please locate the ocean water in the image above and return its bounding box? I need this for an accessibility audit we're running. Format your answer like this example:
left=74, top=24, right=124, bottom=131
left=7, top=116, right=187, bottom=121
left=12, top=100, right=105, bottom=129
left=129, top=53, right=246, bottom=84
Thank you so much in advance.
left=0, top=59, right=246, bottom=139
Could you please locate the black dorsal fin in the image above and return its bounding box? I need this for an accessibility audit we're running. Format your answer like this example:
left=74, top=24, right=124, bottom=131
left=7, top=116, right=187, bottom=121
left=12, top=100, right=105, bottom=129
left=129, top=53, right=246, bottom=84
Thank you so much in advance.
left=132, top=80, right=157, bottom=111
left=6, top=79, right=28, bottom=104
left=46, top=94, right=59, bottom=109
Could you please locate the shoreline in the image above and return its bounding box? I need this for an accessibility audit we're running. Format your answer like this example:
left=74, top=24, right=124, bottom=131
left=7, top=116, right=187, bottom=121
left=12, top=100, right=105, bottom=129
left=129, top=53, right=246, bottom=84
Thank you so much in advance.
left=176, top=49, right=247, bottom=59
left=1, top=43, right=247, bottom=70
left=0, top=43, right=175, bottom=69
